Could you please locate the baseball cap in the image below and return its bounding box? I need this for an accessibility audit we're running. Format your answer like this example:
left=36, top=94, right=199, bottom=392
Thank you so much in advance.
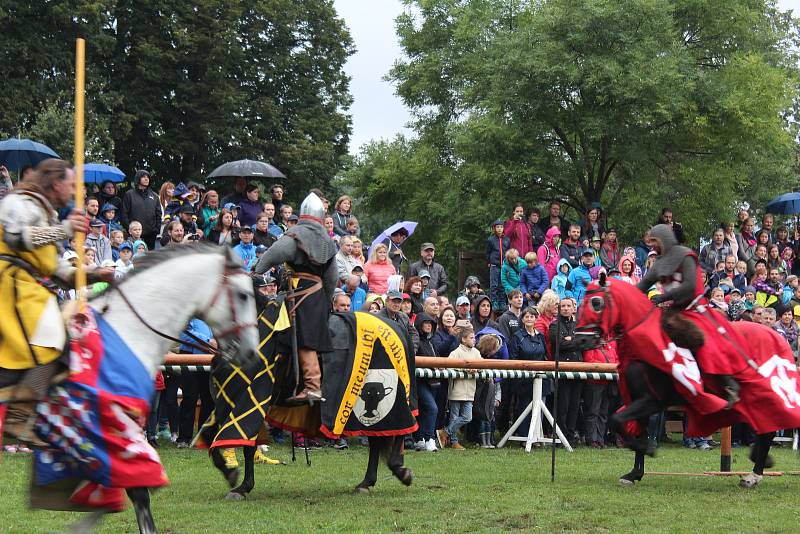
left=89, top=218, right=104, bottom=227
left=255, top=244, right=268, bottom=253
left=101, top=203, right=116, bottom=212
left=119, top=242, right=133, bottom=252
left=456, top=295, right=470, bottom=306
left=178, top=203, right=195, bottom=214
left=402, top=293, right=411, bottom=301
left=100, top=259, right=116, bottom=268
left=729, top=287, right=742, bottom=295
left=491, top=219, right=504, bottom=227
left=581, top=248, right=595, bottom=256
left=421, top=242, right=435, bottom=251
left=239, top=226, right=253, bottom=233
left=288, top=214, right=299, bottom=222
left=387, top=290, right=403, bottom=300
left=224, top=202, right=239, bottom=211
left=351, top=265, right=364, bottom=273
left=418, top=269, right=431, bottom=279
left=62, top=250, right=78, bottom=260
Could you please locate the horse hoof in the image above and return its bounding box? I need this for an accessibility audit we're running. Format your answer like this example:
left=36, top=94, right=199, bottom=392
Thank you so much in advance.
left=618, top=477, right=635, bottom=486
left=353, top=486, right=371, bottom=494
left=225, top=491, right=247, bottom=501
left=396, top=467, right=413, bottom=486
left=765, top=454, right=775, bottom=469
left=739, top=473, right=763, bottom=489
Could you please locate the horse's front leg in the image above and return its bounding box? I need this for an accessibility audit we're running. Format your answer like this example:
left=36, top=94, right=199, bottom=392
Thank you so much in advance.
left=741, top=432, right=776, bottom=488
left=227, top=446, right=256, bottom=500
left=354, top=437, right=381, bottom=493
left=127, top=487, right=157, bottom=534
left=211, top=447, right=239, bottom=489
left=386, top=436, right=413, bottom=487
left=619, top=440, right=647, bottom=486
left=60, top=511, right=105, bottom=534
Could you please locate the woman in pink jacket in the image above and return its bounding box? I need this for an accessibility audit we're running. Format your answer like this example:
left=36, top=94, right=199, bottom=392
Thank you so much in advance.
left=504, top=203, right=532, bottom=258
left=537, top=226, right=562, bottom=280
left=364, top=243, right=396, bottom=295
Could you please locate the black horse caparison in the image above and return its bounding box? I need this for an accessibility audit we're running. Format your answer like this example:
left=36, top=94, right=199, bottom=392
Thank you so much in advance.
left=209, top=436, right=412, bottom=499
left=609, top=360, right=775, bottom=486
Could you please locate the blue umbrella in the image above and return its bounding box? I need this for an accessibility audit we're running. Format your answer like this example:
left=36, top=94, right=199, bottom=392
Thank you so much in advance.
left=369, top=221, right=418, bottom=258
left=0, top=138, right=59, bottom=171
left=765, top=192, right=800, bottom=215
left=83, top=163, right=126, bottom=184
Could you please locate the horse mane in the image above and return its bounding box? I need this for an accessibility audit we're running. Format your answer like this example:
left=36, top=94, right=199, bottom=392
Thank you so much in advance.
left=124, top=242, right=241, bottom=281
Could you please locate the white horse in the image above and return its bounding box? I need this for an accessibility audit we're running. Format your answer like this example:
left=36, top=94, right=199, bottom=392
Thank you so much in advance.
left=25, top=242, right=260, bottom=534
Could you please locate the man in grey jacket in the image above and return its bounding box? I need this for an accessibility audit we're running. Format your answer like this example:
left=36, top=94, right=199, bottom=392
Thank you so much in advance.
left=409, top=242, right=448, bottom=297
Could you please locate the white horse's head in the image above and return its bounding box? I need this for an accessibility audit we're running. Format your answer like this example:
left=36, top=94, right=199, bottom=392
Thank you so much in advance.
left=197, top=246, right=260, bottom=367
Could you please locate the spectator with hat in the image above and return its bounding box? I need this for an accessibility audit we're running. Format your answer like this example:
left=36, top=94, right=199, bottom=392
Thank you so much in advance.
left=86, top=218, right=113, bottom=264
left=486, top=218, right=510, bottom=311
left=114, top=242, right=135, bottom=279
left=121, top=169, right=161, bottom=249
left=233, top=226, right=258, bottom=270
left=238, top=183, right=263, bottom=228
left=565, top=248, right=595, bottom=305
left=254, top=272, right=279, bottom=310
left=455, top=295, right=472, bottom=321
left=287, top=214, right=299, bottom=228
left=99, top=202, right=123, bottom=234
left=409, top=242, right=448, bottom=296
left=378, top=290, right=419, bottom=354
left=162, top=203, right=202, bottom=246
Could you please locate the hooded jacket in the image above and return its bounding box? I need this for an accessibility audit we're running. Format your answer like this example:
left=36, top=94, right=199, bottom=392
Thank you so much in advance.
left=538, top=226, right=562, bottom=280
left=121, top=172, right=161, bottom=236
left=503, top=217, right=532, bottom=257
left=520, top=261, right=549, bottom=298
left=551, top=258, right=573, bottom=300
left=471, top=294, right=500, bottom=332
left=566, top=260, right=593, bottom=305
left=414, top=313, right=438, bottom=357
left=486, top=232, right=510, bottom=267
left=500, top=255, right=526, bottom=295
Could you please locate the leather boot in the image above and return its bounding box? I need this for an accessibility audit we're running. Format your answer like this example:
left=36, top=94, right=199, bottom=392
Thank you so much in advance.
left=286, top=349, right=324, bottom=405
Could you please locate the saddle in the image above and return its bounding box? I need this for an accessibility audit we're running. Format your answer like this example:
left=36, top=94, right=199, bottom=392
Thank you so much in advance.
left=660, top=309, right=705, bottom=351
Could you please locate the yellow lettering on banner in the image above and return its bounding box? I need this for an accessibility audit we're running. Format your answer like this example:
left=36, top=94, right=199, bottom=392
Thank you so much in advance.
left=333, top=316, right=375, bottom=434
left=373, top=317, right=411, bottom=404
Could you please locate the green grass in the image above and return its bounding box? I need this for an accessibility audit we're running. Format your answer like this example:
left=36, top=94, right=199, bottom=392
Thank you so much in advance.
left=2, top=439, right=800, bottom=533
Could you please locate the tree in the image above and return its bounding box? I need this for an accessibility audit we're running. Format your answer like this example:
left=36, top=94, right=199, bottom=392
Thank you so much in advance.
left=348, top=0, right=800, bottom=249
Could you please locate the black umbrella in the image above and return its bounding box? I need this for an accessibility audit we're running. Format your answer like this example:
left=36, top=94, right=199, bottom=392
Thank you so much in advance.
left=206, top=159, right=285, bottom=179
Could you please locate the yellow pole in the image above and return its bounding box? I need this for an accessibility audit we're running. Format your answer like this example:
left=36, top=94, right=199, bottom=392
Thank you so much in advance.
left=73, top=38, right=87, bottom=302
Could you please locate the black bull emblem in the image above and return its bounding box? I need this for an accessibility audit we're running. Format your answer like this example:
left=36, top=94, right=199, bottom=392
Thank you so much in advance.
left=360, top=382, right=394, bottom=418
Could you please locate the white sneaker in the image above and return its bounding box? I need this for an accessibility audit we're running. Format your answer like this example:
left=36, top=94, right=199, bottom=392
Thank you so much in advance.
left=414, top=439, right=426, bottom=451
left=425, top=438, right=438, bottom=452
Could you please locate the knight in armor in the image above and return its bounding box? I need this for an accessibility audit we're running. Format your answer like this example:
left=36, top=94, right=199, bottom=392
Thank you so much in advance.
left=637, top=224, right=742, bottom=407
left=253, top=192, right=337, bottom=404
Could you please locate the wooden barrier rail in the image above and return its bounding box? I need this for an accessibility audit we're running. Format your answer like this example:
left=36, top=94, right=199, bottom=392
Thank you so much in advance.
left=163, top=353, right=619, bottom=373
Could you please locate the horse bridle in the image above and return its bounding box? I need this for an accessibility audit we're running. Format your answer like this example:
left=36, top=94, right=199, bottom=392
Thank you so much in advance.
left=579, top=283, right=658, bottom=346
left=106, top=266, right=257, bottom=358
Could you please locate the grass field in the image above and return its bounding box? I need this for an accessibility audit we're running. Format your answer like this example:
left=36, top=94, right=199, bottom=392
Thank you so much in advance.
left=2, top=439, right=800, bottom=533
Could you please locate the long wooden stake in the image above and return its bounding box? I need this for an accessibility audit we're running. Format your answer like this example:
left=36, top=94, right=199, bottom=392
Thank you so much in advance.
left=720, top=426, right=732, bottom=472
left=74, top=38, right=86, bottom=303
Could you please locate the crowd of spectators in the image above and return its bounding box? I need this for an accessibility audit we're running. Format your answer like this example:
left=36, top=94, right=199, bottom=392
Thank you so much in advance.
left=5, top=163, right=797, bottom=455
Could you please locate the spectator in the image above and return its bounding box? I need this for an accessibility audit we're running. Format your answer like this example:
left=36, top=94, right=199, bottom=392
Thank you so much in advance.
left=520, top=251, right=549, bottom=305
left=350, top=237, right=366, bottom=264
left=580, top=203, right=605, bottom=244
left=164, top=220, right=188, bottom=246
left=486, top=218, right=510, bottom=312
left=500, top=248, right=526, bottom=296
left=158, top=181, right=175, bottom=221
left=287, top=213, right=299, bottom=228
left=405, top=276, right=426, bottom=314
left=344, top=274, right=367, bottom=311
left=121, top=170, right=161, bottom=249
left=709, top=255, right=745, bottom=293
left=455, top=295, right=472, bottom=321
left=332, top=195, right=354, bottom=237
left=413, top=313, right=441, bottom=452
left=323, top=215, right=340, bottom=246
left=538, top=226, right=562, bottom=281
left=774, top=306, right=799, bottom=352
left=497, top=289, right=524, bottom=341
left=97, top=180, right=122, bottom=212
left=722, top=221, right=739, bottom=261
left=383, top=227, right=409, bottom=273
left=775, top=225, right=791, bottom=254
left=761, top=306, right=777, bottom=328
left=538, top=201, right=571, bottom=236
left=504, top=203, right=532, bottom=257
left=737, top=218, right=757, bottom=263
left=588, top=235, right=603, bottom=266
left=236, top=184, right=262, bottom=228
left=162, top=204, right=202, bottom=246
left=86, top=219, right=112, bottom=263
left=278, top=204, right=293, bottom=231
left=767, top=244, right=785, bottom=273
left=560, top=224, right=582, bottom=268
left=114, top=242, right=135, bottom=279
left=471, top=294, right=498, bottom=332
left=527, top=207, right=545, bottom=249
left=335, top=235, right=361, bottom=284
left=233, top=227, right=258, bottom=270
left=269, top=183, right=285, bottom=215
left=727, top=288, right=746, bottom=321
left=221, top=177, right=247, bottom=207
left=747, top=244, right=768, bottom=277
left=409, top=242, right=448, bottom=296
left=566, top=248, right=594, bottom=305
left=599, top=228, right=620, bottom=269
left=126, top=220, right=143, bottom=245
left=656, top=208, right=685, bottom=244
left=175, top=318, right=215, bottom=448
left=86, top=196, right=100, bottom=221
left=249, top=212, right=275, bottom=248
left=510, top=307, right=548, bottom=438
left=549, top=297, right=583, bottom=442
left=551, top=258, right=573, bottom=300
left=0, top=165, right=13, bottom=201
left=423, top=295, right=440, bottom=319
left=332, top=292, right=351, bottom=312
left=99, top=203, right=123, bottom=234
left=206, top=208, right=239, bottom=247
left=109, top=229, right=124, bottom=261
left=346, top=217, right=361, bottom=237
left=364, top=243, right=396, bottom=295
left=582, top=341, right=619, bottom=448
left=760, top=213, right=775, bottom=242
left=783, top=247, right=797, bottom=277
left=633, top=230, right=651, bottom=269
left=617, top=256, right=639, bottom=285
left=378, top=290, right=419, bottom=354
left=708, top=287, right=729, bottom=313
left=262, top=203, right=283, bottom=238
left=441, top=327, right=481, bottom=450
left=461, top=275, right=484, bottom=300
left=198, top=190, right=221, bottom=236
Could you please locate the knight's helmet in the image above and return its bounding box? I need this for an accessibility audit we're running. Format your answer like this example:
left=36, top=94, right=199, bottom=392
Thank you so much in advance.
left=299, top=192, right=325, bottom=219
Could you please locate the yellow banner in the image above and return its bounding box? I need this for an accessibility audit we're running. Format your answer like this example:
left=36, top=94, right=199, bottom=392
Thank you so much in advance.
left=332, top=312, right=411, bottom=435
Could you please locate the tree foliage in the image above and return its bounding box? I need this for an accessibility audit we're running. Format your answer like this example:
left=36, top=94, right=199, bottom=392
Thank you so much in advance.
left=347, top=0, right=800, bottom=249
left=1, top=0, right=353, bottom=192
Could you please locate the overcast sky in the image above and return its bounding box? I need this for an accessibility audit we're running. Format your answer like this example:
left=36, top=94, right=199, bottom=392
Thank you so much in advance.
left=335, top=0, right=800, bottom=154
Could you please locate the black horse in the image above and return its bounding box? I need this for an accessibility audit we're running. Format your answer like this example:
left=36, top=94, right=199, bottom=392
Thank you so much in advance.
left=202, top=302, right=416, bottom=499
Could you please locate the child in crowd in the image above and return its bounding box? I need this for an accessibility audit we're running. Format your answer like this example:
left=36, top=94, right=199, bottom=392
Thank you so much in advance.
left=520, top=252, right=549, bottom=306
left=127, top=220, right=143, bottom=244
left=708, top=287, right=728, bottom=313
left=100, top=203, right=123, bottom=234
left=743, top=286, right=756, bottom=311
left=132, top=239, right=148, bottom=258
left=551, top=258, right=573, bottom=300
left=109, top=229, right=125, bottom=261
left=115, top=242, right=135, bottom=279
left=441, top=327, right=481, bottom=450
